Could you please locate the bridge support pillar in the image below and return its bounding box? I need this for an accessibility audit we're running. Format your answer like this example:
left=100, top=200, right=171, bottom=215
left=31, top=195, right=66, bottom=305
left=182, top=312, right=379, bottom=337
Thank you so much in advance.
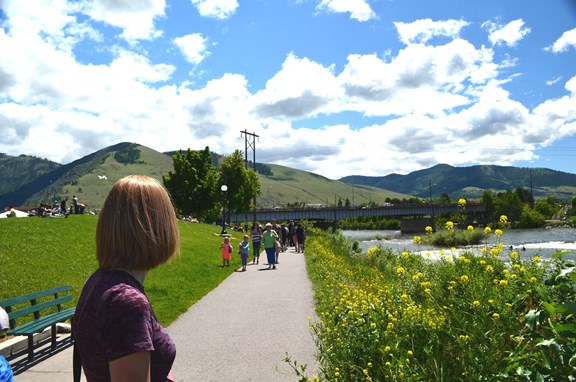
left=400, top=217, right=435, bottom=234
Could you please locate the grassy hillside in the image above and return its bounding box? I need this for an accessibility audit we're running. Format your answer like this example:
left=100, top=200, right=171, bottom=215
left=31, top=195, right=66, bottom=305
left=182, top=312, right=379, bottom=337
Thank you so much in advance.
left=256, top=163, right=410, bottom=208
left=55, top=144, right=174, bottom=212
left=0, top=153, right=61, bottom=195
left=0, top=144, right=409, bottom=212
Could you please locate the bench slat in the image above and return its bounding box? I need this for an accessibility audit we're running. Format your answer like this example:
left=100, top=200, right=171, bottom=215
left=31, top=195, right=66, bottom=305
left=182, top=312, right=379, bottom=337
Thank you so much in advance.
left=8, top=307, right=76, bottom=336
left=1, top=285, right=75, bottom=362
left=0, top=285, right=72, bottom=308
left=5, top=295, right=73, bottom=321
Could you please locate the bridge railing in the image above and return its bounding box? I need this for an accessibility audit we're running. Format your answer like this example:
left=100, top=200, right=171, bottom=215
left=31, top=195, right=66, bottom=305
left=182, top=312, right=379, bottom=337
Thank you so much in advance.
left=228, top=202, right=483, bottom=223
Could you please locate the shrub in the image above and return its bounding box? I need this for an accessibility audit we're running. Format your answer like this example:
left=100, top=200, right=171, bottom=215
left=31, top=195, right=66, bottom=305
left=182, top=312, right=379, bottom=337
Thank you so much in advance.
left=300, top=230, right=576, bottom=381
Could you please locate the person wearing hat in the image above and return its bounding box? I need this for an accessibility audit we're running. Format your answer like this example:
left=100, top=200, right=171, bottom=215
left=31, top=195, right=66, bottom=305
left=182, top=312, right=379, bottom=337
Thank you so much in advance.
left=261, top=222, right=278, bottom=269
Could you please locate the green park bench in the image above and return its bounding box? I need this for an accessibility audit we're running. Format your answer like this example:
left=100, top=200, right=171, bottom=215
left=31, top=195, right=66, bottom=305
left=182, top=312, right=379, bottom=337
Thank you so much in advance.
left=0, top=285, right=76, bottom=362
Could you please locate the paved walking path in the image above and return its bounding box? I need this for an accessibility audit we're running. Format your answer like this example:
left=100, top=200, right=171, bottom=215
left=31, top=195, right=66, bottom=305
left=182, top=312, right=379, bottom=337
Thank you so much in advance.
left=12, top=247, right=318, bottom=381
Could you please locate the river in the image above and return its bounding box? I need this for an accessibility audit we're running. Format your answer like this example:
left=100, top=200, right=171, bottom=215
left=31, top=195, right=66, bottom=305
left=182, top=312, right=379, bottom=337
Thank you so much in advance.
left=341, top=227, right=576, bottom=261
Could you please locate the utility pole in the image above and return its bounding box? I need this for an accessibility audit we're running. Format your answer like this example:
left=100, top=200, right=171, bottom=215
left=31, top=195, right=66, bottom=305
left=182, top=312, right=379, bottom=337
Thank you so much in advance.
left=529, top=168, right=534, bottom=208
left=241, top=130, right=259, bottom=223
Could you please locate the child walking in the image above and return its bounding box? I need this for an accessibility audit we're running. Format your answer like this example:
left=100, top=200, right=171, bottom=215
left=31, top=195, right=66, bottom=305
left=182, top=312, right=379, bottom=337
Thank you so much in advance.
left=221, top=237, right=233, bottom=267
left=239, top=235, right=250, bottom=271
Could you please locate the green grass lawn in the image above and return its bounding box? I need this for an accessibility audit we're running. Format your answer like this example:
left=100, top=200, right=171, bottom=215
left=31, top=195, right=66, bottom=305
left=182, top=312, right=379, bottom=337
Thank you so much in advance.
left=0, top=216, right=244, bottom=326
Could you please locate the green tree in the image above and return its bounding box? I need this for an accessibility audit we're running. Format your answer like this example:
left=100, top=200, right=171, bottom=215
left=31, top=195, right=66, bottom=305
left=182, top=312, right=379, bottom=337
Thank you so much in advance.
left=480, top=190, right=495, bottom=223
left=439, top=192, right=451, bottom=205
left=494, top=190, right=523, bottom=225
left=218, top=150, right=261, bottom=215
left=515, top=187, right=534, bottom=207
left=163, top=147, right=219, bottom=221
left=517, top=204, right=546, bottom=228
left=534, top=196, right=559, bottom=219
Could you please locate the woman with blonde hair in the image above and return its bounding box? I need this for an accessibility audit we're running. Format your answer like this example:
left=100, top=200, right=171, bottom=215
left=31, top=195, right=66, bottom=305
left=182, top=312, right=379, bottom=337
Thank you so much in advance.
left=74, top=175, right=179, bottom=382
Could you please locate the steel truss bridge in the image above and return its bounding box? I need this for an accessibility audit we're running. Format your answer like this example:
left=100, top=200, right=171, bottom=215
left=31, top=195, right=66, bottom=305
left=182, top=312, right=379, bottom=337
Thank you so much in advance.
left=228, top=203, right=484, bottom=223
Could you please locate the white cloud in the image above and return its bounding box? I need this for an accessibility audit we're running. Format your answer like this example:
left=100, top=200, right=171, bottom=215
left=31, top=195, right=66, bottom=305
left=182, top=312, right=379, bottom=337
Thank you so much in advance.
left=483, top=19, right=530, bottom=47
left=549, top=28, right=576, bottom=53
left=394, top=19, right=469, bottom=45
left=316, top=0, right=376, bottom=22
left=82, top=0, right=166, bottom=41
left=190, top=0, right=238, bottom=20
left=252, top=54, right=340, bottom=119
left=174, top=34, right=210, bottom=65
left=0, top=4, right=575, bottom=180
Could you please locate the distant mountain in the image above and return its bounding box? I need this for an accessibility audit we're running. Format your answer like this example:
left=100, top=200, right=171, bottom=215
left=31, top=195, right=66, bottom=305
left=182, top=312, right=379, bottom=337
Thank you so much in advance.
left=3, top=145, right=576, bottom=212
left=340, top=164, right=576, bottom=200
left=0, top=142, right=173, bottom=210
left=0, top=143, right=406, bottom=211
left=256, top=163, right=409, bottom=208
left=0, top=153, right=61, bottom=196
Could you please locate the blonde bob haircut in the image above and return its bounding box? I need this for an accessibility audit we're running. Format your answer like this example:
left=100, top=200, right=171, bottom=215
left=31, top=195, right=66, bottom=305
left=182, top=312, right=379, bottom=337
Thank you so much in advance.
left=96, top=175, right=180, bottom=270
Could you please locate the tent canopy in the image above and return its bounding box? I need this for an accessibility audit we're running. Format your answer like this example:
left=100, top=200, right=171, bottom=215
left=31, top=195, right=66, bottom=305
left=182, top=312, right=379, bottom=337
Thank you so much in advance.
left=0, top=209, right=29, bottom=218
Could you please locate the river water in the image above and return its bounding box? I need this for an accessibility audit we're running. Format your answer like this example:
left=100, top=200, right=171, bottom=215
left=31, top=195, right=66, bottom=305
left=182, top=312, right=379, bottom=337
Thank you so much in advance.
left=341, top=228, right=576, bottom=261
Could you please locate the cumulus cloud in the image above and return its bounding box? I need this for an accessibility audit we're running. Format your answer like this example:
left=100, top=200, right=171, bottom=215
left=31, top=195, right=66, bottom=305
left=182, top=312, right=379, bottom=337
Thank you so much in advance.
left=251, top=54, right=340, bottom=119
left=483, top=19, right=530, bottom=47
left=395, top=19, right=469, bottom=45
left=0, top=1, right=574, bottom=179
left=190, top=0, right=238, bottom=20
left=174, top=33, right=210, bottom=65
left=548, top=28, right=576, bottom=53
left=315, top=0, right=376, bottom=22
left=82, top=0, right=166, bottom=41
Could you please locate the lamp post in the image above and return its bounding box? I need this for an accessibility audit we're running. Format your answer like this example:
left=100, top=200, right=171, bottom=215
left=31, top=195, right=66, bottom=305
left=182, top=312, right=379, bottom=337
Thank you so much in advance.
left=221, top=184, right=228, bottom=235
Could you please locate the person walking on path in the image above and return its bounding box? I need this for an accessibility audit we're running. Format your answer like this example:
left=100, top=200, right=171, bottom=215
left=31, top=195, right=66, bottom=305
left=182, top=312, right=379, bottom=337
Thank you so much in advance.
left=250, top=223, right=262, bottom=264
left=221, top=237, right=233, bottom=268
left=261, top=222, right=278, bottom=269
left=238, top=235, right=250, bottom=272
left=296, top=222, right=306, bottom=253
left=73, top=175, right=179, bottom=382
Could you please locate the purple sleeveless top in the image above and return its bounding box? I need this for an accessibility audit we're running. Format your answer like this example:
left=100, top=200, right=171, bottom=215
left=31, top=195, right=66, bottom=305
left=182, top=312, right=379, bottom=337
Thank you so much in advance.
left=73, top=269, right=176, bottom=381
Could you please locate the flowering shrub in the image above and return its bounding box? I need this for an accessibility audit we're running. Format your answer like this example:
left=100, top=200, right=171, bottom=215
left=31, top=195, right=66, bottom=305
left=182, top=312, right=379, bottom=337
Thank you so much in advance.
left=298, top=229, right=576, bottom=381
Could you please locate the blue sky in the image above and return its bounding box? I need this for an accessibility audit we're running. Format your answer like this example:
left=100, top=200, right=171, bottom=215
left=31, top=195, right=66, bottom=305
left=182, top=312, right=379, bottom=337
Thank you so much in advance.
left=0, top=0, right=575, bottom=179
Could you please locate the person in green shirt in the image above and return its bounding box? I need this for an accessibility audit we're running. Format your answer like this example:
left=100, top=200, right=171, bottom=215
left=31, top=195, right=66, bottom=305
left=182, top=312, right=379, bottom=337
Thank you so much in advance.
left=261, top=222, right=279, bottom=269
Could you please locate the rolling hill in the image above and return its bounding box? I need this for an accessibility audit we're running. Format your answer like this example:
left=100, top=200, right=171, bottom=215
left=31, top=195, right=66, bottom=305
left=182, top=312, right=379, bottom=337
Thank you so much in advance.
left=0, top=143, right=173, bottom=211
left=0, top=143, right=407, bottom=212
left=340, top=164, right=576, bottom=200
left=2, top=143, right=575, bottom=213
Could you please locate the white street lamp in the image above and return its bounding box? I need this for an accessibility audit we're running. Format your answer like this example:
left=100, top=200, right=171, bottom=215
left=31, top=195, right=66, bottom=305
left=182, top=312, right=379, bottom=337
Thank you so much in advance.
left=221, top=185, right=228, bottom=235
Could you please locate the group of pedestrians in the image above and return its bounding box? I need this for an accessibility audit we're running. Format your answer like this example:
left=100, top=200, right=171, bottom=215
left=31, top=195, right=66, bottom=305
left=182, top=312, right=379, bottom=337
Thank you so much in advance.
left=220, top=219, right=306, bottom=271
